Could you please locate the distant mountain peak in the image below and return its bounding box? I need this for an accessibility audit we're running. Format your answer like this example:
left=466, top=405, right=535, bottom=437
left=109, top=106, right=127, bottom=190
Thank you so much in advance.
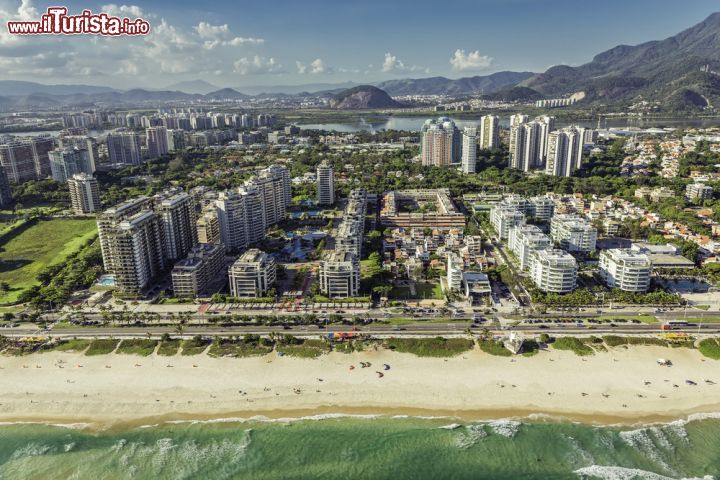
left=330, top=85, right=403, bottom=109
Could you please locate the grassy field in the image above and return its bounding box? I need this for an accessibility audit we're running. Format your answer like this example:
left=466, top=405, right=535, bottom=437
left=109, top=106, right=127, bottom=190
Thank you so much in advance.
left=698, top=338, right=720, bottom=360
left=116, top=339, right=158, bottom=356
left=389, top=282, right=444, bottom=300
left=384, top=337, right=474, bottom=357
left=682, top=317, right=720, bottom=323
left=85, top=339, right=119, bottom=356
left=0, top=218, right=98, bottom=304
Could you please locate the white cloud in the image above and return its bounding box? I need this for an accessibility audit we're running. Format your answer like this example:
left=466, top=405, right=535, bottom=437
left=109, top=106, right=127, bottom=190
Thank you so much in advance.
left=233, top=56, right=282, bottom=75
left=381, top=52, right=428, bottom=74
left=101, top=4, right=145, bottom=18
left=195, top=22, right=264, bottom=49
left=449, top=49, right=494, bottom=71
left=296, top=58, right=330, bottom=74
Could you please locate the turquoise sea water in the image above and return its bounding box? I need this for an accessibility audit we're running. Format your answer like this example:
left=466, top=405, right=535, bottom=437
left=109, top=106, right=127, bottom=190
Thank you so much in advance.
left=0, top=415, right=718, bottom=479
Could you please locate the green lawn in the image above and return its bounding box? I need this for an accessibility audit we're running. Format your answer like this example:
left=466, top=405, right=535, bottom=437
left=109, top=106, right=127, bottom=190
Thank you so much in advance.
left=116, top=339, right=158, bottom=356
left=385, top=337, right=474, bottom=357
left=0, top=218, right=98, bottom=304
left=389, top=282, right=444, bottom=300
left=682, top=317, right=720, bottom=323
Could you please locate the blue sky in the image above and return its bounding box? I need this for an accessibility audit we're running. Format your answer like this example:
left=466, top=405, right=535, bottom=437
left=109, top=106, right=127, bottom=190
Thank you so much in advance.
left=1, top=0, right=719, bottom=88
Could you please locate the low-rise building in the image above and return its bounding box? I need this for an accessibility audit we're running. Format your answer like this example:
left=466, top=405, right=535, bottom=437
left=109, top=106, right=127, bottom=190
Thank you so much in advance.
left=550, top=214, right=597, bottom=254
left=171, top=243, right=225, bottom=297
left=686, top=183, right=713, bottom=201
left=529, top=249, right=577, bottom=293
left=319, top=251, right=360, bottom=298
left=508, top=224, right=552, bottom=271
left=599, top=248, right=652, bottom=292
left=462, top=272, right=491, bottom=305
left=228, top=249, right=276, bottom=297
left=446, top=253, right=463, bottom=291
left=490, top=204, right=525, bottom=240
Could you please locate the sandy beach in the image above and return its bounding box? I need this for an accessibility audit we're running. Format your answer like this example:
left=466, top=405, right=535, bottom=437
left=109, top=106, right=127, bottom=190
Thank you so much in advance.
left=0, top=345, right=718, bottom=429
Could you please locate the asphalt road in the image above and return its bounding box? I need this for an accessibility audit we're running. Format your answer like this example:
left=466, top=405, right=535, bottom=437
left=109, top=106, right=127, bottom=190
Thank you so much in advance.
left=5, top=322, right=720, bottom=339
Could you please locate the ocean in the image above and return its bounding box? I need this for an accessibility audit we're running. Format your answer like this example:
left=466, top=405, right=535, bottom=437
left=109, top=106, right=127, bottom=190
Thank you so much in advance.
left=0, top=415, right=718, bottom=479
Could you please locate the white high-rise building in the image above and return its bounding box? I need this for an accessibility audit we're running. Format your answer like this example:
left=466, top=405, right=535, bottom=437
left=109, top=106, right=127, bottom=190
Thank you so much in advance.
left=509, top=122, right=541, bottom=171
left=461, top=127, right=477, bottom=174
left=228, top=249, right=276, bottom=297
left=535, top=115, right=555, bottom=163
left=529, top=249, right=577, bottom=293
left=599, top=249, right=652, bottom=292
left=146, top=126, right=169, bottom=158
left=48, top=147, right=93, bottom=182
left=156, top=192, right=198, bottom=262
left=509, top=114, right=529, bottom=128
left=103, top=211, right=166, bottom=293
left=67, top=173, right=101, bottom=214
left=545, top=127, right=583, bottom=177
left=317, top=160, right=335, bottom=205
left=216, top=190, right=250, bottom=252
left=107, top=129, right=142, bottom=165
left=479, top=115, right=499, bottom=149
left=420, top=117, right=461, bottom=167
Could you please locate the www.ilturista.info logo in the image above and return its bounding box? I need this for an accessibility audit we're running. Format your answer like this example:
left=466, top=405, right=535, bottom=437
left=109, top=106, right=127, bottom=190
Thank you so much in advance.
left=7, top=7, right=151, bottom=36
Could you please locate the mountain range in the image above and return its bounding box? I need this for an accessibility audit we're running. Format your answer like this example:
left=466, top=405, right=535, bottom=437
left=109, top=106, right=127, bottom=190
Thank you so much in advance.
left=520, top=12, right=720, bottom=109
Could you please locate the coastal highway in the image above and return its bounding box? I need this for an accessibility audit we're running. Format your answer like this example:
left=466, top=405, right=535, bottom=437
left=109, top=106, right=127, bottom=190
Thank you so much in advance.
left=4, top=322, right=720, bottom=338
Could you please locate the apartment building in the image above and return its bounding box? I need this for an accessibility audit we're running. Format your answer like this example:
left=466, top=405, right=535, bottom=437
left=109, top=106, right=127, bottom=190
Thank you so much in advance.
left=48, top=147, right=94, bottom=182
left=156, top=192, right=198, bottom=261
left=447, top=252, right=463, bottom=291
left=0, top=135, right=55, bottom=183
left=420, top=117, right=460, bottom=166
left=319, top=251, right=360, bottom=298
left=228, top=249, right=276, bottom=297
left=508, top=224, right=552, bottom=270
left=146, top=126, right=169, bottom=158
left=686, top=183, right=713, bottom=201
left=171, top=243, right=225, bottom=297
left=196, top=208, right=221, bottom=244
left=550, top=214, right=597, bottom=253
left=545, top=127, right=583, bottom=177
left=317, top=160, right=335, bottom=205
left=461, top=127, right=477, bottom=174
left=529, top=249, right=577, bottom=293
left=490, top=204, right=526, bottom=240
left=479, top=115, right=499, bottom=150
left=103, top=211, right=166, bottom=293
left=599, top=248, right=652, bottom=292
left=67, top=173, right=101, bottom=214
left=107, top=129, right=142, bottom=165
left=527, top=195, right=555, bottom=221
left=97, top=196, right=153, bottom=273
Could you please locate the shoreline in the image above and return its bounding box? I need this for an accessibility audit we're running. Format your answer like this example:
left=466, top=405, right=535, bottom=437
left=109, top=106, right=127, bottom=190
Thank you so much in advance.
left=2, top=405, right=720, bottom=433
left=1, top=346, right=719, bottom=431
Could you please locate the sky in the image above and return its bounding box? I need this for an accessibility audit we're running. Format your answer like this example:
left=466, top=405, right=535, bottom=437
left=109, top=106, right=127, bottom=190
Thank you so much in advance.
left=0, top=0, right=719, bottom=90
